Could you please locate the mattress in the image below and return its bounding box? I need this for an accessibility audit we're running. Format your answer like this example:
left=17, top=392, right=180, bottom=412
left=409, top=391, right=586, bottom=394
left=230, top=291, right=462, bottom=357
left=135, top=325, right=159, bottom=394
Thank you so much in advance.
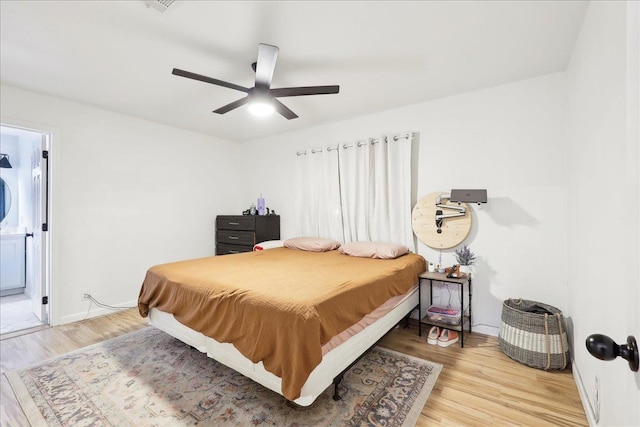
left=148, top=284, right=419, bottom=406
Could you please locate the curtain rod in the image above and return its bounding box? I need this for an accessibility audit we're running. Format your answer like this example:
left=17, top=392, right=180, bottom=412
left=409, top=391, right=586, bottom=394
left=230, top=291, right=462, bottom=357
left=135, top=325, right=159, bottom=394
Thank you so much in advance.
left=296, top=132, right=413, bottom=156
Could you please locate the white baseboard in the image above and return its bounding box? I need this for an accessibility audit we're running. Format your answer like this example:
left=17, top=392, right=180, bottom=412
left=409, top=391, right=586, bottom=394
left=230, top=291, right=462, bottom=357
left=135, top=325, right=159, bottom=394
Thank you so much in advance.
left=472, top=324, right=499, bottom=337
left=572, top=362, right=598, bottom=427
left=58, top=299, right=138, bottom=325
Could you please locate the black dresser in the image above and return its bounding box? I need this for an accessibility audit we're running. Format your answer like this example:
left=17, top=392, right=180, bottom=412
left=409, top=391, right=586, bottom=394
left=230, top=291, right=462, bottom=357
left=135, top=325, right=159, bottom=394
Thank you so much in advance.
left=215, top=215, right=281, bottom=255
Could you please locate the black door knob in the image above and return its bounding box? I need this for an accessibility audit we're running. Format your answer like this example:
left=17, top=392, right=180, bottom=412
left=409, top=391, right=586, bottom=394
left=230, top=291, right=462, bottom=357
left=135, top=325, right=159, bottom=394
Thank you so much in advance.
left=586, top=334, right=639, bottom=372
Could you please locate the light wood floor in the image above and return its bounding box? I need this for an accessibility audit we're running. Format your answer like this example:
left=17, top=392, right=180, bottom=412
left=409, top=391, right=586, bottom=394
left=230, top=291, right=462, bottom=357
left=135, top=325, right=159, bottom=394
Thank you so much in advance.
left=378, top=325, right=588, bottom=426
left=0, top=309, right=588, bottom=426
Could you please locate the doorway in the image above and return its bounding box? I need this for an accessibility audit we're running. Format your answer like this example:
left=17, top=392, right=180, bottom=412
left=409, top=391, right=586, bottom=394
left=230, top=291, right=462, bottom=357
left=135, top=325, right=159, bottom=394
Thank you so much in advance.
left=0, top=124, right=50, bottom=336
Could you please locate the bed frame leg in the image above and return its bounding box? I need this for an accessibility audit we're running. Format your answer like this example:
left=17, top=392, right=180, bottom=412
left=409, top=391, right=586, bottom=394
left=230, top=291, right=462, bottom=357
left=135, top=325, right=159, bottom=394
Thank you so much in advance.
left=330, top=304, right=417, bottom=403
left=332, top=374, right=343, bottom=401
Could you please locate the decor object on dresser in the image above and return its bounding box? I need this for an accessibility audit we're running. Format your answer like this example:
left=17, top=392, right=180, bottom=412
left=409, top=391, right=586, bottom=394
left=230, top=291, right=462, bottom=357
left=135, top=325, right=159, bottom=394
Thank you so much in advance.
left=6, top=327, right=442, bottom=427
left=499, top=299, right=569, bottom=370
left=257, top=193, right=265, bottom=215
left=215, top=215, right=280, bottom=255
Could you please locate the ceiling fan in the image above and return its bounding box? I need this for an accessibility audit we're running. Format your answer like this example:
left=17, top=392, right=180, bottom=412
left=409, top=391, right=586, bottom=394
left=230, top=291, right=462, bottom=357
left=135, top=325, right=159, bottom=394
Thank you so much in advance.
left=172, top=43, right=340, bottom=120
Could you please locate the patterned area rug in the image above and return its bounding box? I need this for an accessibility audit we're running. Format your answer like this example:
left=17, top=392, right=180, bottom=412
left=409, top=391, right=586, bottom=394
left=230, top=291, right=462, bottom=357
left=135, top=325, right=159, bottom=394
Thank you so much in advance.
left=6, top=327, right=442, bottom=426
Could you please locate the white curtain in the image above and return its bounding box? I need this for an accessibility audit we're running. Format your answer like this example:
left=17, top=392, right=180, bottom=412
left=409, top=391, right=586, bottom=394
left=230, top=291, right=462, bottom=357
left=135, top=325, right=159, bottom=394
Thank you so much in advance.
left=294, top=146, right=343, bottom=242
left=339, top=135, right=414, bottom=249
left=339, top=139, right=372, bottom=242
left=295, top=133, right=414, bottom=250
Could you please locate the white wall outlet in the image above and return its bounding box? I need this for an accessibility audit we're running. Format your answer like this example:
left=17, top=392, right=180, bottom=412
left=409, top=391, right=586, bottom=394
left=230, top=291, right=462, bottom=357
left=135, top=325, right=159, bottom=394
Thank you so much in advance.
left=81, top=289, right=90, bottom=301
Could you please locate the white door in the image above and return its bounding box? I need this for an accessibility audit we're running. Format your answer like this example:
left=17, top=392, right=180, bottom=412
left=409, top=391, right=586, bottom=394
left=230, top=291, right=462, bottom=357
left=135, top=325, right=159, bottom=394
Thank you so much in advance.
left=30, top=134, right=49, bottom=323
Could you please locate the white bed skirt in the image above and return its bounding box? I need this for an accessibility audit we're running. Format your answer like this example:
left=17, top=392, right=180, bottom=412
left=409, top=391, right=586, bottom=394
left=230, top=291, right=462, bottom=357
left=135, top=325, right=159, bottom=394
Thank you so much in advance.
left=148, top=286, right=418, bottom=406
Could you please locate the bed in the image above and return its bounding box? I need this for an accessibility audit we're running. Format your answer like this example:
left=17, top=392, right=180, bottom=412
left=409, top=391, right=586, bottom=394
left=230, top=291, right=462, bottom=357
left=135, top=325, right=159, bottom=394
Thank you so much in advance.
left=138, top=245, right=425, bottom=406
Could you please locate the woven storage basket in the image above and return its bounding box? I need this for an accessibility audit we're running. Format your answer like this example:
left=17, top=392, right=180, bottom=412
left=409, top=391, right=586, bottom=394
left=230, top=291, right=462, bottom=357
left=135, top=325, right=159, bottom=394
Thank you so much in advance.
left=498, top=299, right=569, bottom=370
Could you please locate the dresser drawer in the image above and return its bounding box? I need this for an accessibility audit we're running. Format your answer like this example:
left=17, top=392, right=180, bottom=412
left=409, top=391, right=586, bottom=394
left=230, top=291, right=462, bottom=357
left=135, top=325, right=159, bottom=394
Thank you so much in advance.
left=216, top=216, right=255, bottom=231
left=215, top=214, right=280, bottom=256
left=216, top=243, right=253, bottom=255
left=216, top=230, right=256, bottom=246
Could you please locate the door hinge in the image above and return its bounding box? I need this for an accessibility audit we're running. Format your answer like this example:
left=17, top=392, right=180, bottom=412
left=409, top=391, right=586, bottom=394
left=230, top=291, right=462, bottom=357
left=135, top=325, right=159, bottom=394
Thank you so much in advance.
left=42, top=223, right=48, bottom=231
left=42, top=150, right=49, bottom=159
left=42, top=296, right=49, bottom=305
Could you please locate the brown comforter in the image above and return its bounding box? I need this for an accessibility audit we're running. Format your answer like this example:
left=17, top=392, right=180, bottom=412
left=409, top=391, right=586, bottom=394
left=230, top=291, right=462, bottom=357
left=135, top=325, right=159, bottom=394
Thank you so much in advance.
left=138, top=247, right=425, bottom=400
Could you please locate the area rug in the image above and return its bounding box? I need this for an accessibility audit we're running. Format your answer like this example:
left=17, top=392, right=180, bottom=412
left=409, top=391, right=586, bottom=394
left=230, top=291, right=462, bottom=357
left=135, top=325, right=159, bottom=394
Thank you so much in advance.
left=6, top=326, right=442, bottom=426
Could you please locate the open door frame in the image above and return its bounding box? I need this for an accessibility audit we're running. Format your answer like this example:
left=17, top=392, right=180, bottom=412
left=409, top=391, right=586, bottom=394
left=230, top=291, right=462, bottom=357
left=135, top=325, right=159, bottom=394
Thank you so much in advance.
left=1, top=121, right=51, bottom=326
left=30, top=132, right=50, bottom=322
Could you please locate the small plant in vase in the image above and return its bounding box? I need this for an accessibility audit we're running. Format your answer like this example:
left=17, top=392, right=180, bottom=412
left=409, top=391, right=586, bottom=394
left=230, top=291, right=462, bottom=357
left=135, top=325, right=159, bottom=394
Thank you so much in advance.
left=455, top=245, right=476, bottom=276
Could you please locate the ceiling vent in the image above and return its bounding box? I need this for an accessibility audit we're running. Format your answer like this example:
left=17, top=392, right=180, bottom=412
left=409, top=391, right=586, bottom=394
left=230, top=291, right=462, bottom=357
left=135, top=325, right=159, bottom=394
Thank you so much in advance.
left=141, top=0, right=175, bottom=13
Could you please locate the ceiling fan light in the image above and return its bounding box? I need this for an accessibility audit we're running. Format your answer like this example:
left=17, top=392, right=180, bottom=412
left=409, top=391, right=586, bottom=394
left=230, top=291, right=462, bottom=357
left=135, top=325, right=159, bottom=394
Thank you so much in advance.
left=248, top=100, right=275, bottom=117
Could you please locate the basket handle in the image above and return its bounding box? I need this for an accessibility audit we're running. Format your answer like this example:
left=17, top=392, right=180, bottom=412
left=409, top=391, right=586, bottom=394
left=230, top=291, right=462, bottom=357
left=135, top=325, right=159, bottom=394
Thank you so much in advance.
left=556, top=313, right=567, bottom=369
left=544, top=314, right=552, bottom=370
left=543, top=313, right=568, bottom=370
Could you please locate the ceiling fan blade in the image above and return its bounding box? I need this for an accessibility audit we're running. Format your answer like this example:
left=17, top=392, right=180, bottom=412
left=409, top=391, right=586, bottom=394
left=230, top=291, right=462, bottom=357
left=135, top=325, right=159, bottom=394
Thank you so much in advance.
left=213, top=97, right=249, bottom=114
left=269, top=85, right=340, bottom=98
left=172, top=68, right=249, bottom=93
left=255, top=44, right=279, bottom=89
left=273, top=99, right=298, bottom=120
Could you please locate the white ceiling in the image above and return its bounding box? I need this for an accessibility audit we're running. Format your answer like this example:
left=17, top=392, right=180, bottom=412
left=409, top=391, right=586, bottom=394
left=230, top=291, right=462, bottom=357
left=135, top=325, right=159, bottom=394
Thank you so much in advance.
left=0, top=1, right=588, bottom=143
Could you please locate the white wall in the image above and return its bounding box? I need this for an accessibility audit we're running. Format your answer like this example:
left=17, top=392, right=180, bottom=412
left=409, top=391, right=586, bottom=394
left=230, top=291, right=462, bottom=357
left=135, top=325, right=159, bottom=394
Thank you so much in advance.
left=0, top=84, right=242, bottom=325
left=565, top=2, right=640, bottom=426
left=238, top=72, right=568, bottom=336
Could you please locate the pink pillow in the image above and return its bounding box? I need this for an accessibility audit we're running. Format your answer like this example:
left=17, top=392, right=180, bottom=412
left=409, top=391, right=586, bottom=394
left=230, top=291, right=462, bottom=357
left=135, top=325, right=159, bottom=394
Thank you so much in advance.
left=340, top=241, right=409, bottom=259
left=284, top=237, right=342, bottom=252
